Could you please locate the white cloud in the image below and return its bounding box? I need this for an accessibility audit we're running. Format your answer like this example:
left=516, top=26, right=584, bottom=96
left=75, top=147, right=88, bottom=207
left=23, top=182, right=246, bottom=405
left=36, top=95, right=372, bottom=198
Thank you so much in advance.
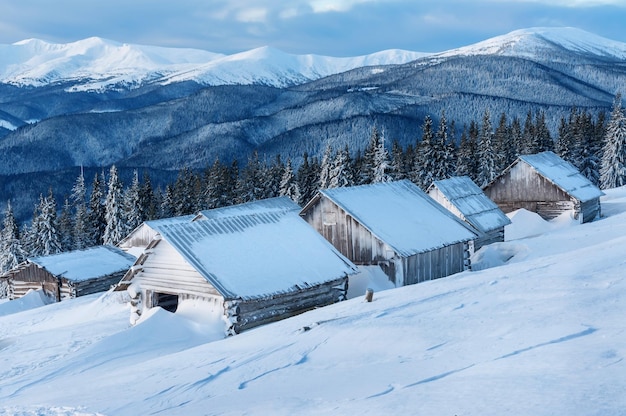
left=308, top=0, right=378, bottom=13
left=235, top=8, right=268, bottom=23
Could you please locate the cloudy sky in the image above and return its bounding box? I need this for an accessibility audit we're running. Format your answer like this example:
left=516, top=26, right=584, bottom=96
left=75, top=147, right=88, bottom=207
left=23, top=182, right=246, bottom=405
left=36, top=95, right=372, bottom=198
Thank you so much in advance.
left=1, top=0, right=626, bottom=56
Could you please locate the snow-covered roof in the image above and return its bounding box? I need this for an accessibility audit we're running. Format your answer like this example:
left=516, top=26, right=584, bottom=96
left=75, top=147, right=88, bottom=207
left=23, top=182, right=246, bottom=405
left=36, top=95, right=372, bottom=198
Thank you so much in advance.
left=516, top=152, right=604, bottom=202
left=144, top=215, right=196, bottom=230
left=117, top=215, right=195, bottom=250
left=314, top=180, right=478, bottom=257
left=428, top=176, right=511, bottom=233
left=29, top=246, right=136, bottom=282
left=196, top=196, right=300, bottom=220
left=155, top=202, right=357, bottom=301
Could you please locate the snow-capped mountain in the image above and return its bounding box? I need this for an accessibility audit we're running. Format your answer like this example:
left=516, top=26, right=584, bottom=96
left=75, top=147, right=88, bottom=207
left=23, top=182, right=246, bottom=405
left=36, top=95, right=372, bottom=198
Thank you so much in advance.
left=2, top=27, right=626, bottom=222
left=0, top=37, right=427, bottom=91
left=439, top=27, right=626, bottom=60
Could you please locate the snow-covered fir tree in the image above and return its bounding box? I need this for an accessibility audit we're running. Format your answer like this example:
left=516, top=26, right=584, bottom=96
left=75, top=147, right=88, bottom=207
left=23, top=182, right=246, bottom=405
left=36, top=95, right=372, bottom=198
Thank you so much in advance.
left=124, top=170, right=143, bottom=233
left=318, top=144, right=334, bottom=189
left=71, top=170, right=90, bottom=250
left=297, top=153, right=320, bottom=205
left=476, top=109, right=499, bottom=187
left=411, top=115, right=437, bottom=189
left=600, top=93, right=626, bottom=189
left=371, top=128, right=392, bottom=183
left=265, top=155, right=285, bottom=199
left=28, top=191, right=62, bottom=257
left=237, top=152, right=265, bottom=204
left=456, top=122, right=479, bottom=180
left=103, top=166, right=126, bottom=246
left=279, top=158, right=301, bottom=203
left=328, top=146, right=354, bottom=188
left=57, top=198, right=74, bottom=252
left=0, top=201, right=26, bottom=273
left=88, top=173, right=106, bottom=246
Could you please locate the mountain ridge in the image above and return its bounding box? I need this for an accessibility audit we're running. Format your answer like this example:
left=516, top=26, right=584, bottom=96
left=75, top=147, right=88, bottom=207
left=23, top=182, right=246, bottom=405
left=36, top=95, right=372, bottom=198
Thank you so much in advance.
left=1, top=26, right=625, bottom=220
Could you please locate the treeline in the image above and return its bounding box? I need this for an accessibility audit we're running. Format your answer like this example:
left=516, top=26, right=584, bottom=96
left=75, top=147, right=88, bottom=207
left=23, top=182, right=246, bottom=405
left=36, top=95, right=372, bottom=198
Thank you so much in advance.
left=1, top=101, right=622, bottom=277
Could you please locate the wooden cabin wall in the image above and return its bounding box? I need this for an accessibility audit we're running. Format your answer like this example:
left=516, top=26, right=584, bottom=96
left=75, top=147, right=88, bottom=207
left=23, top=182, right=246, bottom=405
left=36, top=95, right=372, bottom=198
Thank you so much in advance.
left=428, top=189, right=466, bottom=222
left=135, top=240, right=222, bottom=301
left=579, top=199, right=601, bottom=224
left=402, top=242, right=467, bottom=286
left=302, top=196, right=395, bottom=264
left=474, top=228, right=505, bottom=251
left=8, top=263, right=59, bottom=301
left=62, top=270, right=130, bottom=300
left=484, top=163, right=575, bottom=220
left=224, top=277, right=348, bottom=335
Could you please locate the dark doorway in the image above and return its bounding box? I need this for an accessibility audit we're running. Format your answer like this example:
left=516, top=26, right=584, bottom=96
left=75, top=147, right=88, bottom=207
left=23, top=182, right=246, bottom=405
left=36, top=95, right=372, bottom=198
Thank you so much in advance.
left=154, top=292, right=179, bottom=313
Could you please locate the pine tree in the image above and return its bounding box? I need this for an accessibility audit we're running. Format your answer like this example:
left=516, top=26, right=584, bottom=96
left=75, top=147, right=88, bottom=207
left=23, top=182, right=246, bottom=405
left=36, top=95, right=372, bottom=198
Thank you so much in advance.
left=476, top=109, right=498, bottom=187
left=600, top=93, right=626, bottom=189
left=279, top=158, right=301, bottom=203
left=456, top=124, right=478, bottom=180
left=139, top=171, right=157, bottom=221
left=58, top=198, right=74, bottom=251
left=29, top=191, right=62, bottom=256
left=103, top=165, right=126, bottom=246
left=535, top=110, right=553, bottom=152
left=0, top=201, right=26, bottom=273
left=124, top=170, right=143, bottom=233
left=318, top=144, right=334, bottom=190
left=371, top=129, right=392, bottom=183
left=520, top=110, right=538, bottom=155
left=87, top=173, right=106, bottom=246
left=237, top=152, right=265, bottom=204
left=160, top=184, right=176, bottom=218
left=297, top=153, right=320, bottom=205
left=265, top=155, right=285, bottom=199
left=411, top=115, right=437, bottom=189
left=71, top=170, right=90, bottom=250
left=329, top=145, right=354, bottom=188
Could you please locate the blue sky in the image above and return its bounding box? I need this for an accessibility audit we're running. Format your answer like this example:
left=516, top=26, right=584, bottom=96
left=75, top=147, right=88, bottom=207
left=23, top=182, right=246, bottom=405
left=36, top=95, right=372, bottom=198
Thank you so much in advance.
left=1, top=0, right=626, bottom=55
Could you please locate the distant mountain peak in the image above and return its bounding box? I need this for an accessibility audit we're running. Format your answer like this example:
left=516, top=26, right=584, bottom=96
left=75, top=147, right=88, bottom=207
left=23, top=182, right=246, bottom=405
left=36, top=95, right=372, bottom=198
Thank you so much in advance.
left=442, top=27, right=626, bottom=60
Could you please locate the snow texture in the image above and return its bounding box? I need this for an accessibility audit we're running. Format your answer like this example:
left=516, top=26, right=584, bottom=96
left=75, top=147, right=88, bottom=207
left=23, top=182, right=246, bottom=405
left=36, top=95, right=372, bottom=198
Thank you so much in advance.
left=1, top=187, right=626, bottom=415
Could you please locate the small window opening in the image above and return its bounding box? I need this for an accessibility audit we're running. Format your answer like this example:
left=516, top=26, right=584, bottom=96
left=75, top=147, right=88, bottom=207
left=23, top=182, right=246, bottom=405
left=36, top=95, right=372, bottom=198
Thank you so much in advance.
left=155, top=292, right=179, bottom=313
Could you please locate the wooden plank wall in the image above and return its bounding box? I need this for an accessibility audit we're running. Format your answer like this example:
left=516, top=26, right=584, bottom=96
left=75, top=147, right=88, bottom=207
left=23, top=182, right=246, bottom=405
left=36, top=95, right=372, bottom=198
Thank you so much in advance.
left=7, top=263, right=59, bottom=301
left=484, top=162, right=579, bottom=220
left=134, top=239, right=221, bottom=299
left=403, top=242, right=467, bottom=286
left=224, top=277, right=348, bottom=335
left=302, top=196, right=395, bottom=264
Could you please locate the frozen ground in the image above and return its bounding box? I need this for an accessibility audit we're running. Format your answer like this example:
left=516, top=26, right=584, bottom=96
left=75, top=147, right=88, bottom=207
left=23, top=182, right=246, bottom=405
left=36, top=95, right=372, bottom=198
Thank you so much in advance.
left=1, top=187, right=625, bottom=415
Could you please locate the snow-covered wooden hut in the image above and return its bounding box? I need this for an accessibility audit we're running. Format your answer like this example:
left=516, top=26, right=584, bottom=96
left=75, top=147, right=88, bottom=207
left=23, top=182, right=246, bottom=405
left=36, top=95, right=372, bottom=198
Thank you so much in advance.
left=1, top=246, right=136, bottom=301
left=117, top=215, right=195, bottom=256
left=428, top=176, right=511, bottom=250
left=300, top=180, right=479, bottom=287
left=116, top=197, right=357, bottom=335
left=483, top=151, right=604, bottom=223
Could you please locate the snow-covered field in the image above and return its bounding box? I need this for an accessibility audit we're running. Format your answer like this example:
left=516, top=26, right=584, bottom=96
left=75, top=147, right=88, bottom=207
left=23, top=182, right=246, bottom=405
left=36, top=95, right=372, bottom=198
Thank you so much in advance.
left=1, top=187, right=626, bottom=415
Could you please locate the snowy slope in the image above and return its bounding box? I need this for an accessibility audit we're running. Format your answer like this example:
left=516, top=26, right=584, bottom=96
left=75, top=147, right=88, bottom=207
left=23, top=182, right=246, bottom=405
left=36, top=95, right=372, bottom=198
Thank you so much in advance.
left=1, top=187, right=625, bottom=415
left=0, top=37, right=426, bottom=91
